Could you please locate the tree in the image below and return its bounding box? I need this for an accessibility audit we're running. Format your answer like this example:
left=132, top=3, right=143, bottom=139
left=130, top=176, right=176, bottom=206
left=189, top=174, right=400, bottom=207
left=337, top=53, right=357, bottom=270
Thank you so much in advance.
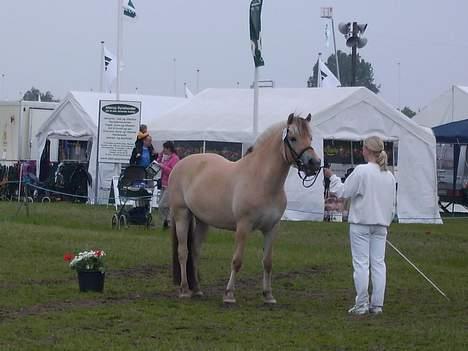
left=307, top=50, right=380, bottom=93
left=23, top=87, right=58, bottom=102
left=400, top=106, right=416, bottom=118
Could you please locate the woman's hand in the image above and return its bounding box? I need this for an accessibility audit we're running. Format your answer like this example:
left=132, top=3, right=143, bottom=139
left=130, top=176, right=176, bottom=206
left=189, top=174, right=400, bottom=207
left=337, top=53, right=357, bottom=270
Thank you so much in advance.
left=323, top=167, right=334, bottom=178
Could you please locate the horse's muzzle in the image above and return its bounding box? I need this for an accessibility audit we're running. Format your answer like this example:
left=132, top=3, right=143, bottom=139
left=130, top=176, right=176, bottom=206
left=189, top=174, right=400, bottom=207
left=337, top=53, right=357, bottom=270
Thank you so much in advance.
left=302, top=158, right=322, bottom=176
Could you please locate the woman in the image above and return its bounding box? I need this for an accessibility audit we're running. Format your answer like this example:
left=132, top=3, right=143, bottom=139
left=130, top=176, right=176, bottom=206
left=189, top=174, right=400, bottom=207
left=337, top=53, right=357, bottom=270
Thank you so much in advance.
left=324, top=136, right=396, bottom=315
left=156, top=141, right=179, bottom=228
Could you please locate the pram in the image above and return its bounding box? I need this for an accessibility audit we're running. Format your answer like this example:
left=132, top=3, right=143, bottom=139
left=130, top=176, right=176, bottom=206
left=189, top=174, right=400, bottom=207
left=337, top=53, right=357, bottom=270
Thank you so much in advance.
left=112, top=164, right=159, bottom=230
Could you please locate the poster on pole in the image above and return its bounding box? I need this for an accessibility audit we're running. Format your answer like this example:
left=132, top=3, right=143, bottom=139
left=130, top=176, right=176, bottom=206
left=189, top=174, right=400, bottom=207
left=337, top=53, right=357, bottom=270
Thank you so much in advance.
left=97, top=100, right=141, bottom=164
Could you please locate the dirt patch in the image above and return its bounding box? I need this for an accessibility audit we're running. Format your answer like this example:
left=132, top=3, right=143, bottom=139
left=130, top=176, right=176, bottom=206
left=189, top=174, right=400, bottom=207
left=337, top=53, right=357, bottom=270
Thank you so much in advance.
left=109, top=264, right=169, bottom=279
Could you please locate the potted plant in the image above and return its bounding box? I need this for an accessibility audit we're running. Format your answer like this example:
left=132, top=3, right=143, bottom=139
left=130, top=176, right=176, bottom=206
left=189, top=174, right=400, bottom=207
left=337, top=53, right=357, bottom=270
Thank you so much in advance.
left=64, top=249, right=106, bottom=292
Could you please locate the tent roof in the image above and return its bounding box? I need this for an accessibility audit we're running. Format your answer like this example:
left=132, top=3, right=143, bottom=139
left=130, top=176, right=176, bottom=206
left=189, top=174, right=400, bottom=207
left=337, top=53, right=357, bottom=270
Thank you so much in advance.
left=37, top=91, right=186, bottom=137
left=413, top=85, right=468, bottom=127
left=432, top=119, right=468, bottom=144
left=150, top=87, right=435, bottom=145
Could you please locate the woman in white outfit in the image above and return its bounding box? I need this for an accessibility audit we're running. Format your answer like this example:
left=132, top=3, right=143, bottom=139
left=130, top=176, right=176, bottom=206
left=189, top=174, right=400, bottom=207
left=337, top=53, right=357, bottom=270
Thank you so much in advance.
left=324, top=136, right=396, bottom=315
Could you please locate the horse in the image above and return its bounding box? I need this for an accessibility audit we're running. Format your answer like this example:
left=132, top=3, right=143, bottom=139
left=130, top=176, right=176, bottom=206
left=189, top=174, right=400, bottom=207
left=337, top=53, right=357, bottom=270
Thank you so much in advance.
left=169, top=113, right=321, bottom=304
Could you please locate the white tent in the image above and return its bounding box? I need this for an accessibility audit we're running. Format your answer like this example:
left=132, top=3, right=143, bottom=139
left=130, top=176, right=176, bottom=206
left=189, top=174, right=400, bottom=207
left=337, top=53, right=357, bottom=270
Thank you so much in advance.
left=413, top=85, right=468, bottom=127
left=35, top=91, right=186, bottom=203
left=149, top=87, right=441, bottom=224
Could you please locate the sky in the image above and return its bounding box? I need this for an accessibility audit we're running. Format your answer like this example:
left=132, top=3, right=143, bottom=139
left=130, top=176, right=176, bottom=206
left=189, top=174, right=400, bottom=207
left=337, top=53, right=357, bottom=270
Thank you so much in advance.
left=0, top=0, right=467, bottom=111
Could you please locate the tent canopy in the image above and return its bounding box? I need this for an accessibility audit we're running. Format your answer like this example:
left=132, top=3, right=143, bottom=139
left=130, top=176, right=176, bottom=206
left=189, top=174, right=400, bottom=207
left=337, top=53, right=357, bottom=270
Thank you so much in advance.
left=432, top=119, right=468, bottom=144
left=149, top=87, right=441, bottom=224
left=35, top=91, right=186, bottom=203
left=413, top=85, right=468, bottom=127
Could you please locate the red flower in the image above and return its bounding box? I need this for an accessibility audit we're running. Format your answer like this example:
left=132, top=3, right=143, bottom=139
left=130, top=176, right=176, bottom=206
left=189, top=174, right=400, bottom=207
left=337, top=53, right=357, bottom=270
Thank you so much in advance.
left=63, top=252, right=74, bottom=262
left=95, top=250, right=102, bottom=257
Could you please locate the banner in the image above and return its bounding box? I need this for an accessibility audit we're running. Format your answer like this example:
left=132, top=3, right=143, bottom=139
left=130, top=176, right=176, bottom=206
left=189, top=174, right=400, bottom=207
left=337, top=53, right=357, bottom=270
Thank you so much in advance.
left=249, top=0, right=264, bottom=67
left=97, top=100, right=141, bottom=163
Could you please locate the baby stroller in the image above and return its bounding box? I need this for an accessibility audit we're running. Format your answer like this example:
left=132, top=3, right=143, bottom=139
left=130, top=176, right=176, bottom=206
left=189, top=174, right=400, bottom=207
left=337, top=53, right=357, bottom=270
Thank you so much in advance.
left=112, top=165, right=158, bottom=230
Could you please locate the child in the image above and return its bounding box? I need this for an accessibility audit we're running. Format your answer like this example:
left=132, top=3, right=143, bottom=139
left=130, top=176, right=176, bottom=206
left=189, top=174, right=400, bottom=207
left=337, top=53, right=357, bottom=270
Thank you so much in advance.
left=135, top=124, right=149, bottom=158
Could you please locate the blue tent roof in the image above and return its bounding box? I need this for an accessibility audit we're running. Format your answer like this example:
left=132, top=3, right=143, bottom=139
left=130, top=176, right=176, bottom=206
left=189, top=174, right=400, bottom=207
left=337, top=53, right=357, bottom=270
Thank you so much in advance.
left=432, top=119, right=468, bottom=144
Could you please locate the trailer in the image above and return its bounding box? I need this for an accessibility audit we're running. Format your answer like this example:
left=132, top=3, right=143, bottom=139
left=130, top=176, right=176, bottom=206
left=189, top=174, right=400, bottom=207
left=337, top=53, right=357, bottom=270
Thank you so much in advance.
left=0, top=100, right=58, bottom=161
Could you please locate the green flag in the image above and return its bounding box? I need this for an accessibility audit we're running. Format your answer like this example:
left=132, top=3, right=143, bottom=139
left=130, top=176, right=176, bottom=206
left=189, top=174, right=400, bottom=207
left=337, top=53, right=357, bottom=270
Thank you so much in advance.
left=249, top=0, right=264, bottom=67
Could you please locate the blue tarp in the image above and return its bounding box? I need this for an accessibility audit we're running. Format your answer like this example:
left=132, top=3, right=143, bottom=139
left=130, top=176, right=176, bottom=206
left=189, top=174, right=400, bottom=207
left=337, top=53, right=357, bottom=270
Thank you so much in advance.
left=432, top=119, right=468, bottom=144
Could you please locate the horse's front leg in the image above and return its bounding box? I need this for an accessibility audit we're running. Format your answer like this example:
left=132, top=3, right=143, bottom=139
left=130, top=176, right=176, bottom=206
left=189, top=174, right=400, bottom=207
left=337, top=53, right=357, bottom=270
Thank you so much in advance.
left=262, top=224, right=279, bottom=304
left=223, top=221, right=251, bottom=304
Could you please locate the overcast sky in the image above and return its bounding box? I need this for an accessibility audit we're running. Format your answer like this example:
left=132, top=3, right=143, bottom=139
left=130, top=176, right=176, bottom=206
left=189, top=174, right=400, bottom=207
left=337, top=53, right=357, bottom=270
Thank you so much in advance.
left=1, top=0, right=467, bottom=110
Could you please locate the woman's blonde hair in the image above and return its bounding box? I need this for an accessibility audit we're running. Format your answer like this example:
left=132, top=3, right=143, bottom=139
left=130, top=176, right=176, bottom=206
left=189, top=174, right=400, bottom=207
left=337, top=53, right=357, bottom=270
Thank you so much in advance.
left=364, top=136, right=388, bottom=171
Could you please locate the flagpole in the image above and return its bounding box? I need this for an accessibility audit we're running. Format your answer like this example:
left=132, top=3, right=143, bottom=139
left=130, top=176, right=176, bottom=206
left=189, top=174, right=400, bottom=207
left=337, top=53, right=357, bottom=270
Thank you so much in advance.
left=116, top=0, right=123, bottom=100
left=99, top=41, right=104, bottom=92
left=317, top=52, right=322, bottom=88
left=253, top=66, right=259, bottom=137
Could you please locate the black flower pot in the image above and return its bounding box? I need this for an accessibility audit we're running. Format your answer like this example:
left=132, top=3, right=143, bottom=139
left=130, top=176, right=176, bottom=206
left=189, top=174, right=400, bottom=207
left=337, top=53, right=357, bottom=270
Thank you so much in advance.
left=77, top=271, right=105, bottom=292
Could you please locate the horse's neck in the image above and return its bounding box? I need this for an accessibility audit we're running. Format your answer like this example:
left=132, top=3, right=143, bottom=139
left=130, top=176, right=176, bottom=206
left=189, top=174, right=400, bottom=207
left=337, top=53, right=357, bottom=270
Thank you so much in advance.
left=248, top=132, right=290, bottom=192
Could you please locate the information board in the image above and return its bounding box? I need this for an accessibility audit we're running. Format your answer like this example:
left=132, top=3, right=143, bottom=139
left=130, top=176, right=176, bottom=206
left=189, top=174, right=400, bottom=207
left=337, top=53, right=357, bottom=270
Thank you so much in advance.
left=97, top=100, right=141, bottom=164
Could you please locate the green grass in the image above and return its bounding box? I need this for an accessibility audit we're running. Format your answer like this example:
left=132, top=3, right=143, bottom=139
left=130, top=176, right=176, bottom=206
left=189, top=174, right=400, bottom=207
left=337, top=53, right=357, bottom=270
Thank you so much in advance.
left=0, top=202, right=467, bottom=350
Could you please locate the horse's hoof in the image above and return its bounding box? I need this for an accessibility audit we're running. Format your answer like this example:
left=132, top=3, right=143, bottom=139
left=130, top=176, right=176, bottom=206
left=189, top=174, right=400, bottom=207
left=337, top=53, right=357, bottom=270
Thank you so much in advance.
left=223, top=291, right=236, bottom=304
left=178, top=290, right=191, bottom=299
left=263, top=292, right=277, bottom=305
left=192, top=290, right=204, bottom=298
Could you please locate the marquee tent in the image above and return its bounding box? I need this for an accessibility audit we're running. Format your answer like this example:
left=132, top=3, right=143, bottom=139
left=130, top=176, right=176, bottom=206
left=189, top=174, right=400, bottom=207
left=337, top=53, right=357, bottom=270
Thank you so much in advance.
left=413, top=85, right=468, bottom=127
left=35, top=91, right=186, bottom=203
left=150, top=87, right=441, bottom=223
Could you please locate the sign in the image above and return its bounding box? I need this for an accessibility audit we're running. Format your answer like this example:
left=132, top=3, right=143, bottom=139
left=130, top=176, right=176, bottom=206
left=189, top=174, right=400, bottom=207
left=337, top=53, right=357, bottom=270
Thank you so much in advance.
left=97, top=100, right=141, bottom=164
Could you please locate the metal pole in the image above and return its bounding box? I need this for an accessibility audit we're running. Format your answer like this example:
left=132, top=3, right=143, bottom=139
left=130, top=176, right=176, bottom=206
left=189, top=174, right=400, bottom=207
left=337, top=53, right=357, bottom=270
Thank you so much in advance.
left=99, top=41, right=105, bottom=92
left=253, top=67, right=259, bottom=137
left=94, top=101, right=102, bottom=205
left=351, top=22, right=357, bottom=87
left=196, top=69, right=200, bottom=93
left=331, top=17, right=341, bottom=83
left=116, top=0, right=123, bottom=100
left=173, top=58, right=177, bottom=96
left=1, top=74, right=4, bottom=100
left=317, top=52, right=322, bottom=88
left=397, top=62, right=401, bottom=110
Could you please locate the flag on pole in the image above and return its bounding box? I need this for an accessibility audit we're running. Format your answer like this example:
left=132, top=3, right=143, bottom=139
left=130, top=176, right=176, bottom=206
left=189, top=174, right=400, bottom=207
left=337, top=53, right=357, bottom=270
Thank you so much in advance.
left=318, top=57, right=341, bottom=88
left=184, top=86, right=194, bottom=98
left=123, top=0, right=137, bottom=20
left=103, top=47, right=118, bottom=92
left=249, top=0, right=264, bottom=67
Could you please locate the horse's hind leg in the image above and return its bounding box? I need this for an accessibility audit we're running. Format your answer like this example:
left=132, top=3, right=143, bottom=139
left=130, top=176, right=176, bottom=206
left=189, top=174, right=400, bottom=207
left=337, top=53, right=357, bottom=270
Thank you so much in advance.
left=174, top=207, right=192, bottom=298
left=262, top=224, right=279, bottom=304
left=224, top=221, right=251, bottom=304
left=190, top=218, right=208, bottom=297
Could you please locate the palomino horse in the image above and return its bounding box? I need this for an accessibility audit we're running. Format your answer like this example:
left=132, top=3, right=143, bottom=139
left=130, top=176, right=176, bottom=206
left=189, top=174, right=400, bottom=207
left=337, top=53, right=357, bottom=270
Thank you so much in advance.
left=169, top=113, right=321, bottom=304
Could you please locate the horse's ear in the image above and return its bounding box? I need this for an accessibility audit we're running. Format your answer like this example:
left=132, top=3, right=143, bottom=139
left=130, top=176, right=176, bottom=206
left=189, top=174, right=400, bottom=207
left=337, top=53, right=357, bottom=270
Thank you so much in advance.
left=306, top=113, right=312, bottom=122
left=287, top=113, right=294, bottom=125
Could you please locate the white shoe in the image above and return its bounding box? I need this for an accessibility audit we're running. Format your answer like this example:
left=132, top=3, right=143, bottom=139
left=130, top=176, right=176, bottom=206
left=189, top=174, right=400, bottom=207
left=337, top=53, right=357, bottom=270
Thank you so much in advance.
left=348, top=304, right=369, bottom=315
left=369, top=306, right=383, bottom=314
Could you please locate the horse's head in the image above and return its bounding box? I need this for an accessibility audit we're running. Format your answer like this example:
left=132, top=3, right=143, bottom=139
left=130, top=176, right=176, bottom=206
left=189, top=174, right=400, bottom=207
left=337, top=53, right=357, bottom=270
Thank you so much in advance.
left=283, top=113, right=321, bottom=176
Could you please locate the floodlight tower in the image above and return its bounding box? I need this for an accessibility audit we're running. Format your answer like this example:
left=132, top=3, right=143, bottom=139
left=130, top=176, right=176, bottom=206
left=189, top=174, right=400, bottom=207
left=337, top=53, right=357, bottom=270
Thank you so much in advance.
left=338, top=22, right=368, bottom=86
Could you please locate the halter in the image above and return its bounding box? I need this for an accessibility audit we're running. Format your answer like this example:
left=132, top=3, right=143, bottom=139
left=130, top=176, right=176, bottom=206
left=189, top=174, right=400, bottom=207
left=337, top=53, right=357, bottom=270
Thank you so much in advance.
left=283, top=128, right=323, bottom=189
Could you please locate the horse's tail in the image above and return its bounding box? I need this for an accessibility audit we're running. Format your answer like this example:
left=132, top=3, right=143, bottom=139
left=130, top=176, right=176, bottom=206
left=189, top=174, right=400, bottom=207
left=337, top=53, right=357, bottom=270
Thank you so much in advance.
left=171, top=214, right=196, bottom=289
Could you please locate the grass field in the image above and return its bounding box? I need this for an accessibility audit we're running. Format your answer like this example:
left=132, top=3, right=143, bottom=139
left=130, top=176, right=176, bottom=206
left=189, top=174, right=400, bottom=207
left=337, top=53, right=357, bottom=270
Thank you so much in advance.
left=0, top=202, right=466, bottom=350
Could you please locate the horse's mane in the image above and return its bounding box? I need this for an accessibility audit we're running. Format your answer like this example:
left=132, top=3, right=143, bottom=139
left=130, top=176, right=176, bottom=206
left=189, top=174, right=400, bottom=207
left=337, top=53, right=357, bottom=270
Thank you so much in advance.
left=244, top=115, right=311, bottom=157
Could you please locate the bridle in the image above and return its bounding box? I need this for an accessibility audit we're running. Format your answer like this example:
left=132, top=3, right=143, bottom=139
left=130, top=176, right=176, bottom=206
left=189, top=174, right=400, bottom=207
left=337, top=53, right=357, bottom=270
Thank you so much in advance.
left=283, top=128, right=323, bottom=188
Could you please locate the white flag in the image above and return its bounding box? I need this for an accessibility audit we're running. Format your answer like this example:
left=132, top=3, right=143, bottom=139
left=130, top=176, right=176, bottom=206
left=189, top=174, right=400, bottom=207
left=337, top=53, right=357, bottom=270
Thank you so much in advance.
left=184, top=85, right=194, bottom=98
left=103, top=47, right=121, bottom=92
left=318, top=57, right=341, bottom=88
left=123, top=0, right=137, bottom=20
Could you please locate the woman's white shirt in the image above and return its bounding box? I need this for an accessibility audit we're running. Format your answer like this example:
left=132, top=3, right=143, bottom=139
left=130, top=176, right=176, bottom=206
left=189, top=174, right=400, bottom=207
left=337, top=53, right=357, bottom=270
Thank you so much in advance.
left=328, top=163, right=396, bottom=226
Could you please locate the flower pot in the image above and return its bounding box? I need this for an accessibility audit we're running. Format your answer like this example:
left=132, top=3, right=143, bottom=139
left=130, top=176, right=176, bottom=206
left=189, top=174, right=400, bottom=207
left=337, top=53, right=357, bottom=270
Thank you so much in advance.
left=77, top=271, right=105, bottom=292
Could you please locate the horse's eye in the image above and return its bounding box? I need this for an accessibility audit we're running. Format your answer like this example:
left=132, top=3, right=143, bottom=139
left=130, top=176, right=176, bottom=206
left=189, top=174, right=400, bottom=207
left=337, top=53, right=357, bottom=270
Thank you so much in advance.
left=290, top=137, right=297, bottom=142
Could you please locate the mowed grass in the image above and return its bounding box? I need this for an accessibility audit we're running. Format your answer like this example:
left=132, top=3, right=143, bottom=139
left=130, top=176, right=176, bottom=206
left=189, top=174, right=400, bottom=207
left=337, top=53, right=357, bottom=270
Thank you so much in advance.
left=0, top=202, right=466, bottom=351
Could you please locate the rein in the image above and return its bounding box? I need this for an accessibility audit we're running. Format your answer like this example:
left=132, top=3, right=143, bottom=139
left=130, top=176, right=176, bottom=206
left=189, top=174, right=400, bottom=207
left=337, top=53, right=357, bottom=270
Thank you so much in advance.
left=283, top=129, right=323, bottom=189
